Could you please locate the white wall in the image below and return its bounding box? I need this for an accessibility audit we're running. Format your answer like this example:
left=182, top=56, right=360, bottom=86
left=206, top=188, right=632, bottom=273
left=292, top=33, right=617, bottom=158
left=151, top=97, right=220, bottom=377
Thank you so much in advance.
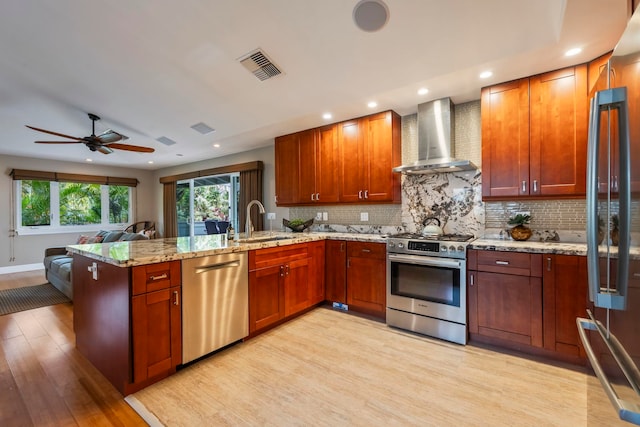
left=1, top=155, right=155, bottom=270
left=152, top=145, right=287, bottom=236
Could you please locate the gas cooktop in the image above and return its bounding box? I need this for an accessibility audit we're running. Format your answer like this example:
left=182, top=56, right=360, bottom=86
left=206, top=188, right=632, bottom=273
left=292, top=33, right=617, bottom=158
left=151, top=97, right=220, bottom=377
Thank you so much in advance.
left=388, top=233, right=475, bottom=242
left=386, top=233, right=475, bottom=259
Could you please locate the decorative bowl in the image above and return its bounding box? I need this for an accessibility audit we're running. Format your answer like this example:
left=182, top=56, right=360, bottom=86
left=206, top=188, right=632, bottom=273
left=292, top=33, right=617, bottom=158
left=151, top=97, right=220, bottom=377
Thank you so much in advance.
left=283, top=218, right=314, bottom=232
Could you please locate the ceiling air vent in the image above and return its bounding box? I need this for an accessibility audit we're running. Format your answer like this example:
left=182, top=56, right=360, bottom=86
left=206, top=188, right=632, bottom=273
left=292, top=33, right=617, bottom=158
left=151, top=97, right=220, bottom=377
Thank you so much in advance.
left=238, top=49, right=282, bottom=81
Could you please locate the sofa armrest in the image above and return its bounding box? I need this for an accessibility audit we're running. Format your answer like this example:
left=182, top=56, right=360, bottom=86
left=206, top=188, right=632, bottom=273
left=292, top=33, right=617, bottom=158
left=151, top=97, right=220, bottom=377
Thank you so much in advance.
left=45, top=247, right=68, bottom=257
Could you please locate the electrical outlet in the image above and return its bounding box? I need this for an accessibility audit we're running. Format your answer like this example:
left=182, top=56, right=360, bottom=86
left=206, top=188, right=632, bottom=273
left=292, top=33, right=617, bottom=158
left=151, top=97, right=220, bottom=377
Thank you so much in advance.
left=360, top=212, right=369, bottom=221
left=322, top=212, right=328, bottom=221
left=315, top=212, right=322, bottom=221
left=266, top=212, right=276, bottom=220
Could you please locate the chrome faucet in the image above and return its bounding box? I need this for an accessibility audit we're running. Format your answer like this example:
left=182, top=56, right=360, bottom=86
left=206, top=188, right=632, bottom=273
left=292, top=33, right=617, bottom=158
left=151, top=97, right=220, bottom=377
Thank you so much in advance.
left=245, top=199, right=266, bottom=239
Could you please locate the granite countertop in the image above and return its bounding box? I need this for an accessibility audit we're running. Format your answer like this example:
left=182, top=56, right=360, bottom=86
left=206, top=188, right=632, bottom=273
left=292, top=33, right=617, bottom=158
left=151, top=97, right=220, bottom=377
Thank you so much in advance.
left=470, top=238, right=640, bottom=259
left=66, top=231, right=388, bottom=267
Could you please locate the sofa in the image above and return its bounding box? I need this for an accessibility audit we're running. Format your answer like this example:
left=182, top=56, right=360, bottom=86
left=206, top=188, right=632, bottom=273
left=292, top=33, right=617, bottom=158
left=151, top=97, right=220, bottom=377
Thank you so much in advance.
left=44, top=229, right=149, bottom=300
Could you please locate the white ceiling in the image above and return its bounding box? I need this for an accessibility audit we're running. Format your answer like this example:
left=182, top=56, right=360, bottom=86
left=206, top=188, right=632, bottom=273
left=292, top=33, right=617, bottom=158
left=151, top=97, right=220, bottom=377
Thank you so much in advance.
left=0, top=0, right=630, bottom=170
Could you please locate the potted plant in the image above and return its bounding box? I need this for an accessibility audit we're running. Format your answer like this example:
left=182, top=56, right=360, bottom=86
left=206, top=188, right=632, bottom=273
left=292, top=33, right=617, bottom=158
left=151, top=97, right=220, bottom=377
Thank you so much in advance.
left=611, top=214, right=619, bottom=246
left=508, top=213, right=532, bottom=241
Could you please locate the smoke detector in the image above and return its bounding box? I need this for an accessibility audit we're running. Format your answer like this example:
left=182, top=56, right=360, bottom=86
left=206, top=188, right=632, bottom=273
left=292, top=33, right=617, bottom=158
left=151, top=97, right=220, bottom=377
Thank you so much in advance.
left=353, top=0, right=389, bottom=32
left=238, top=49, right=282, bottom=81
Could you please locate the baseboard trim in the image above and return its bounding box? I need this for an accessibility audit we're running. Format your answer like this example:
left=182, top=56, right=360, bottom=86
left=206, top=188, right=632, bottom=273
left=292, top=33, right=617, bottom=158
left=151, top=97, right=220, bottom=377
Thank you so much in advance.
left=0, top=263, right=44, bottom=275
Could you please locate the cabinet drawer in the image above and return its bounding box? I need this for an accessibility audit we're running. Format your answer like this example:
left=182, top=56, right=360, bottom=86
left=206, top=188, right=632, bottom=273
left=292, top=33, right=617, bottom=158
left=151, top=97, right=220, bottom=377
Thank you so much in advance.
left=132, top=261, right=181, bottom=295
left=249, top=243, right=309, bottom=270
left=476, top=251, right=542, bottom=277
left=347, top=241, right=385, bottom=259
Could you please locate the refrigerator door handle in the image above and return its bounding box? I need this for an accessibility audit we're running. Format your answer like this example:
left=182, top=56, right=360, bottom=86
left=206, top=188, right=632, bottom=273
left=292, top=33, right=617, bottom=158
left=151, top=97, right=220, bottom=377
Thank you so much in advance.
left=577, top=312, right=640, bottom=425
left=587, top=88, right=630, bottom=310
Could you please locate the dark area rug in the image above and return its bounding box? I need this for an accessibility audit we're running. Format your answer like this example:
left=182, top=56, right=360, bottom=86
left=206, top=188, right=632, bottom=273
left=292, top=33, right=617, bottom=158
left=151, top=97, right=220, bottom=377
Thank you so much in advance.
left=0, top=283, right=70, bottom=316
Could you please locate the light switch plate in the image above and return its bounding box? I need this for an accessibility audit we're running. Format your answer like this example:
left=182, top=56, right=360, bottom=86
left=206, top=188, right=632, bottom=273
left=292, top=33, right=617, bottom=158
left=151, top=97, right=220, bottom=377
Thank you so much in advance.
left=322, top=212, right=328, bottom=221
left=360, top=212, right=369, bottom=221
left=315, top=212, right=322, bottom=221
left=266, top=212, right=276, bottom=220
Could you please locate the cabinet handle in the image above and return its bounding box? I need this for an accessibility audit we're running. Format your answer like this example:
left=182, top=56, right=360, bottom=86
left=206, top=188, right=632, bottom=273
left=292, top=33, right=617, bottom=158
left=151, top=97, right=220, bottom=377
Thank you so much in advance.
left=316, top=192, right=320, bottom=201
left=347, top=259, right=350, bottom=268
left=364, top=190, right=368, bottom=199
left=613, top=175, right=618, bottom=191
left=340, top=242, right=345, bottom=252
left=311, top=193, right=315, bottom=201
left=521, top=181, right=527, bottom=193
left=173, top=290, right=179, bottom=306
left=470, top=273, right=475, bottom=286
left=358, top=190, right=363, bottom=199
left=150, top=273, right=168, bottom=281
left=280, top=265, right=285, bottom=277
left=286, top=265, right=290, bottom=276
left=633, top=273, right=640, bottom=278
left=362, top=248, right=371, bottom=253
left=533, top=180, right=538, bottom=193
left=495, top=260, right=509, bottom=265
left=547, top=257, right=552, bottom=271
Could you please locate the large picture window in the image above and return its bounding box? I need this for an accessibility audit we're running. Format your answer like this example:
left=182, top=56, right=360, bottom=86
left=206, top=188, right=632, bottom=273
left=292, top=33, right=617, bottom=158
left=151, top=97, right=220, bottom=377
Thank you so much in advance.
left=15, top=176, right=134, bottom=235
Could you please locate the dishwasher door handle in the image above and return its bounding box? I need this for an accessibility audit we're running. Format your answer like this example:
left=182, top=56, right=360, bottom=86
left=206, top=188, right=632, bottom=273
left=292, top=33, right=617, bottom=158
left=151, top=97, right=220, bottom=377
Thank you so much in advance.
left=195, top=260, right=241, bottom=274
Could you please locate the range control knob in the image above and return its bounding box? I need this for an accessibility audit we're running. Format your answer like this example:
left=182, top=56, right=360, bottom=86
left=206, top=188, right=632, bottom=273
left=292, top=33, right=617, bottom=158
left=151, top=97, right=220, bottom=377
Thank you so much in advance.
left=440, top=245, right=447, bottom=252
left=388, top=242, right=395, bottom=248
left=398, top=243, right=404, bottom=249
left=449, top=245, right=456, bottom=253
left=457, top=245, right=465, bottom=252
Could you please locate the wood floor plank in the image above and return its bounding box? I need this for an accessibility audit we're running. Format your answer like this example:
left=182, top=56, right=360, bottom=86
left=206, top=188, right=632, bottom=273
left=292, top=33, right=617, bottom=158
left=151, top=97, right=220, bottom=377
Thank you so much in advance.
left=0, top=342, right=33, bottom=427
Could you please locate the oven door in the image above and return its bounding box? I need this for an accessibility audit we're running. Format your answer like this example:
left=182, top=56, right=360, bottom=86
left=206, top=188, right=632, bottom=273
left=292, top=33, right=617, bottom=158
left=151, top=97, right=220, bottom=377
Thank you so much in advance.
left=387, top=253, right=466, bottom=324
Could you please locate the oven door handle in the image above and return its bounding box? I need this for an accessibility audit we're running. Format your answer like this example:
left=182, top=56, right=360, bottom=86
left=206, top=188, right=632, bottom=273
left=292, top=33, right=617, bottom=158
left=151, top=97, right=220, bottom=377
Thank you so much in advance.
left=388, top=253, right=462, bottom=269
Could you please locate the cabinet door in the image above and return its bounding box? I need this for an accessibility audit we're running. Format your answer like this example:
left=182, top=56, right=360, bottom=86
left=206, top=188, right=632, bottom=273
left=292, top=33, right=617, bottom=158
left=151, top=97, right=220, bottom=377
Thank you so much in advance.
left=284, top=257, right=311, bottom=316
left=325, top=240, right=347, bottom=303
left=481, top=78, right=530, bottom=198
left=275, top=133, right=300, bottom=205
left=362, top=111, right=400, bottom=202
left=308, top=240, right=326, bottom=305
left=475, top=271, right=543, bottom=347
left=530, top=65, right=588, bottom=196
left=297, top=129, right=317, bottom=203
left=132, top=286, right=181, bottom=383
left=542, top=255, right=588, bottom=357
left=249, top=264, right=284, bottom=333
left=315, top=125, right=340, bottom=203
left=338, top=119, right=363, bottom=202
left=346, top=242, right=386, bottom=318
left=614, top=55, right=640, bottom=192
left=467, top=270, right=479, bottom=334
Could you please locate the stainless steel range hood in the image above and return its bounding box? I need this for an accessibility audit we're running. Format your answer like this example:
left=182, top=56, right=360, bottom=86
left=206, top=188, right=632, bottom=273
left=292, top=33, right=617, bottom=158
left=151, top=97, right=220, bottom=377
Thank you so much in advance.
left=393, top=98, right=478, bottom=174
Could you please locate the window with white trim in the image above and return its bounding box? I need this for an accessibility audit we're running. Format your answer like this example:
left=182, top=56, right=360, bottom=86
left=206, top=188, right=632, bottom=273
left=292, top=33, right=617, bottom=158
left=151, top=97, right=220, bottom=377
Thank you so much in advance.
left=15, top=179, right=134, bottom=235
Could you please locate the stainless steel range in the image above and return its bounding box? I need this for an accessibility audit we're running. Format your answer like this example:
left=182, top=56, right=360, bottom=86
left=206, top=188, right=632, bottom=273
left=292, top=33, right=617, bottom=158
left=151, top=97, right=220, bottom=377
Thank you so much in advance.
left=386, top=232, right=474, bottom=345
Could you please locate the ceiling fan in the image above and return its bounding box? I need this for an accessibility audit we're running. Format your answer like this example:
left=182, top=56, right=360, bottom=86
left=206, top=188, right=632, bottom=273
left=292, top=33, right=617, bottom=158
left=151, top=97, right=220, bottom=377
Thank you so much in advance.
left=26, top=113, right=155, bottom=154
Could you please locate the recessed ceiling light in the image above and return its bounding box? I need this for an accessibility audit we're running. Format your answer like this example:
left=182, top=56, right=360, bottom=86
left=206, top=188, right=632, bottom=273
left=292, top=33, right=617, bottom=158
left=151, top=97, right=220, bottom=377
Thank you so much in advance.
left=322, top=113, right=332, bottom=120
left=367, top=101, right=378, bottom=108
left=213, top=144, right=220, bottom=148
left=147, top=160, right=154, bottom=164
left=565, top=47, right=582, bottom=57
left=479, top=71, right=493, bottom=79
left=417, top=88, right=429, bottom=95
left=85, top=158, right=93, bottom=162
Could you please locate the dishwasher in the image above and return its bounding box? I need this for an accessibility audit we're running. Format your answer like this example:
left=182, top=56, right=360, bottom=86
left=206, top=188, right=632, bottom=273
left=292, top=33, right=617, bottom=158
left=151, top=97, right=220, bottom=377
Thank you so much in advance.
left=181, top=252, right=248, bottom=364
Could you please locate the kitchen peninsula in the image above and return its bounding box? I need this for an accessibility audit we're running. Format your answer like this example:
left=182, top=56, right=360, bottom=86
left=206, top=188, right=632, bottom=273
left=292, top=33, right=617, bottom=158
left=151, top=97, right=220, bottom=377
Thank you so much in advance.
left=67, top=231, right=386, bottom=395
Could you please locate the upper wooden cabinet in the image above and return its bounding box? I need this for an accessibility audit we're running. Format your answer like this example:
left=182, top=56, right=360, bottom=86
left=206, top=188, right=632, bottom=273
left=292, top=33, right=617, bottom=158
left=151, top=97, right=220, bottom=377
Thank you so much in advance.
left=275, top=110, right=401, bottom=206
left=481, top=64, right=588, bottom=200
left=338, top=111, right=401, bottom=203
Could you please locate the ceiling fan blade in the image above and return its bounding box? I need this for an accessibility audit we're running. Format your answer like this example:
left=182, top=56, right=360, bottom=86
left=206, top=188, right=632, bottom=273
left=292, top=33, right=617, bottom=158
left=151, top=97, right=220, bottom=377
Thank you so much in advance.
left=26, top=125, right=83, bottom=141
left=35, top=140, right=84, bottom=144
left=98, top=129, right=128, bottom=143
left=107, top=143, right=155, bottom=153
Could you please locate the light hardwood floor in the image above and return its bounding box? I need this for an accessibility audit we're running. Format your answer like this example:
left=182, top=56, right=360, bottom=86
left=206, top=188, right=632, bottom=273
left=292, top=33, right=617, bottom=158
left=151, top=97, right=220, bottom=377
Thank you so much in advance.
left=0, top=271, right=145, bottom=427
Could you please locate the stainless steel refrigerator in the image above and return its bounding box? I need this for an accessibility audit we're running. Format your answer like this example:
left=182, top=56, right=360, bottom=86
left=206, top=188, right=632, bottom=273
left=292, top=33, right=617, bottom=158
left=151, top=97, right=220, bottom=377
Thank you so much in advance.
left=581, top=7, right=640, bottom=425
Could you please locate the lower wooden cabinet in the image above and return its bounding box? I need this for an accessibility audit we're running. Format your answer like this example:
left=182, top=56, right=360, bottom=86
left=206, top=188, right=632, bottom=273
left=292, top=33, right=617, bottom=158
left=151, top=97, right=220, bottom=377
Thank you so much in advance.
left=542, top=254, right=589, bottom=358
left=73, top=256, right=182, bottom=395
left=325, top=240, right=386, bottom=319
left=249, top=242, right=325, bottom=335
left=468, top=250, right=543, bottom=348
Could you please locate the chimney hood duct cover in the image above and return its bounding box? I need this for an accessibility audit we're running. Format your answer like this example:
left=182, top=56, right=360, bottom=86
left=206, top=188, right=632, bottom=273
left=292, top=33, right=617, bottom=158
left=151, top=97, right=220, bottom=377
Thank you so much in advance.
left=393, top=98, right=477, bottom=174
